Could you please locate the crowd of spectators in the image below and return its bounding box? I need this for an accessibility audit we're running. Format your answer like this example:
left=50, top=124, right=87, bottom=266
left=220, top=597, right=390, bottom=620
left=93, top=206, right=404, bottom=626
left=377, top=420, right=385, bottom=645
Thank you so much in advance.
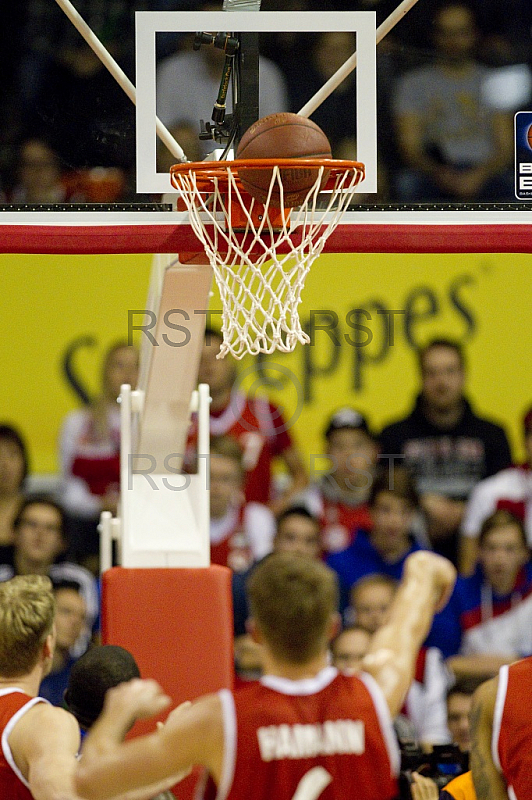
left=1, top=0, right=531, bottom=789
left=2, top=330, right=531, bottom=774
left=1, top=0, right=531, bottom=204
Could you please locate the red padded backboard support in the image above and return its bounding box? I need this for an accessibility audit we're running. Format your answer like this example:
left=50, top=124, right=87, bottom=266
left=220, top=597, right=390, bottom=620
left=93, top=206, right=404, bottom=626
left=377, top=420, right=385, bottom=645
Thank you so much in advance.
left=101, top=565, right=233, bottom=799
left=101, top=565, right=234, bottom=724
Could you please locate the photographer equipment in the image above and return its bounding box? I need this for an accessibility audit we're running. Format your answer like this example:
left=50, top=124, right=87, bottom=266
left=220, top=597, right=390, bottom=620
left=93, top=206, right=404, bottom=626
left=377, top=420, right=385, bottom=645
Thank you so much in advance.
left=398, top=743, right=469, bottom=800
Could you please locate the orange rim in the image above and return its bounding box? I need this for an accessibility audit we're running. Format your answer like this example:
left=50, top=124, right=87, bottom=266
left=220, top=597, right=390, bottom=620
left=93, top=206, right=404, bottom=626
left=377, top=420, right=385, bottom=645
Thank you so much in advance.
left=170, top=158, right=365, bottom=194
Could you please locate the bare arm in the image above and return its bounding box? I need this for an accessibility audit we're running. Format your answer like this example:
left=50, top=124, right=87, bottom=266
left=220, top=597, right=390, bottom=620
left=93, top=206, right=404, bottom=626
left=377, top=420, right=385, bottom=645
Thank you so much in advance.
left=395, top=112, right=441, bottom=179
left=75, top=680, right=224, bottom=800
left=361, top=551, right=457, bottom=717
left=470, top=678, right=508, bottom=800
left=8, top=703, right=81, bottom=800
left=270, top=445, right=309, bottom=515
left=447, top=654, right=515, bottom=682
left=458, top=535, right=479, bottom=577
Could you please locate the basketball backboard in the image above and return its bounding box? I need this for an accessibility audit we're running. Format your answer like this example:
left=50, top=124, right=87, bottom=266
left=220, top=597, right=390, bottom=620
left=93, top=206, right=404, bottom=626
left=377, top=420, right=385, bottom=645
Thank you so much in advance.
left=1, top=1, right=532, bottom=549
left=1, top=2, right=532, bottom=250
left=135, top=11, right=377, bottom=194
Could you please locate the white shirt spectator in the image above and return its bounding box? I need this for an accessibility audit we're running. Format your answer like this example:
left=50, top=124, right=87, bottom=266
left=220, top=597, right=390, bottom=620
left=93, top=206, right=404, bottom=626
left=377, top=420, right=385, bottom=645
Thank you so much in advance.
left=404, top=647, right=453, bottom=746
left=461, top=466, right=532, bottom=545
left=156, top=49, right=289, bottom=157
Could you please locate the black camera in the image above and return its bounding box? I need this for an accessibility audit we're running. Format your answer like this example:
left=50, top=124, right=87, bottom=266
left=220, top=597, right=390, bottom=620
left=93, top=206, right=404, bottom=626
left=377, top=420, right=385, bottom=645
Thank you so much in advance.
left=397, top=743, right=469, bottom=799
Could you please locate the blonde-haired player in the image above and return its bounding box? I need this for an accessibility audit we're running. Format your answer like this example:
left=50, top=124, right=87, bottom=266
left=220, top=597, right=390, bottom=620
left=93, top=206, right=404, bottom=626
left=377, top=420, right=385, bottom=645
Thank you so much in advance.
left=0, top=574, right=81, bottom=799
left=75, top=550, right=456, bottom=800
left=0, top=575, right=195, bottom=800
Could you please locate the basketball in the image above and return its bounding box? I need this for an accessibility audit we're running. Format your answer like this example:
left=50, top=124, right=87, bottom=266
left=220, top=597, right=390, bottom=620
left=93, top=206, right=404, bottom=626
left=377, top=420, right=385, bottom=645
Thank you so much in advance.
left=235, top=112, right=332, bottom=208
left=528, top=124, right=532, bottom=150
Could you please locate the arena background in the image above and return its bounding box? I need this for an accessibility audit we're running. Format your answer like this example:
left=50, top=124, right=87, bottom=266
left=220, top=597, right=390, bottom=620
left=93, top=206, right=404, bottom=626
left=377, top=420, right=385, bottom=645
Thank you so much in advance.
left=1, top=250, right=530, bottom=476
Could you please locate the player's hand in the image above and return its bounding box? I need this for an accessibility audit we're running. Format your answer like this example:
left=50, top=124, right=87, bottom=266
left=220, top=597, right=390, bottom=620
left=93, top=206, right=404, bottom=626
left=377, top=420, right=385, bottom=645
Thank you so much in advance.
left=404, top=551, right=457, bottom=612
left=410, top=772, right=439, bottom=800
left=104, top=678, right=171, bottom=725
left=163, top=699, right=192, bottom=727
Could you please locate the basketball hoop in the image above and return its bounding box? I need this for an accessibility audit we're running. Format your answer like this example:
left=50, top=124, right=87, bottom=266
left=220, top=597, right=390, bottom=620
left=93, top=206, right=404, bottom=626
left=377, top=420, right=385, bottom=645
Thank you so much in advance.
left=170, top=158, right=365, bottom=359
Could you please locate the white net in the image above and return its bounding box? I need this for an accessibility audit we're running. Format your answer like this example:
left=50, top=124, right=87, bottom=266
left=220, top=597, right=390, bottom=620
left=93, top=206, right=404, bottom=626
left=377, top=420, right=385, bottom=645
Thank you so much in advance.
left=170, top=160, right=364, bottom=359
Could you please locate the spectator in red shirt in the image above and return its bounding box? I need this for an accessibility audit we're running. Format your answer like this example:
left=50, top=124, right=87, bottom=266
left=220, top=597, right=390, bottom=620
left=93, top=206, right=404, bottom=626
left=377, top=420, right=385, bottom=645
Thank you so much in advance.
left=209, top=436, right=275, bottom=572
left=299, top=408, right=379, bottom=555
left=186, top=327, right=308, bottom=513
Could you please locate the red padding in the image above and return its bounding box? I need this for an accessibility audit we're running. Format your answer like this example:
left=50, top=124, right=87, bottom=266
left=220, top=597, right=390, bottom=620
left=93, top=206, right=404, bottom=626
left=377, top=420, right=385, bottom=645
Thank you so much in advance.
left=101, top=565, right=233, bottom=724
left=0, top=225, right=201, bottom=254
left=101, top=566, right=233, bottom=799
left=2, top=223, right=532, bottom=254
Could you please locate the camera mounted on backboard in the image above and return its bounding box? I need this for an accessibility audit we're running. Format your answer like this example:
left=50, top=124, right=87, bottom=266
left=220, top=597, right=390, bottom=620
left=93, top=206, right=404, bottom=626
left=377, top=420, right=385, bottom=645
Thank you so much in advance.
left=194, top=31, right=240, bottom=142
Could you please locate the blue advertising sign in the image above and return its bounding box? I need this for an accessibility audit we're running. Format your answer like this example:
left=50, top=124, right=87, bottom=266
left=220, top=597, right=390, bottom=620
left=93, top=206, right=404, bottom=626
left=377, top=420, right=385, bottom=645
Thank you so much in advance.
left=515, top=111, right=532, bottom=199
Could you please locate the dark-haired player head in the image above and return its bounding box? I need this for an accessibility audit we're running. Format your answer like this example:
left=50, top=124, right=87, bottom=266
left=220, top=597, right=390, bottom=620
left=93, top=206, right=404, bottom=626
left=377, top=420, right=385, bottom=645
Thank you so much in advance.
left=64, top=645, right=141, bottom=731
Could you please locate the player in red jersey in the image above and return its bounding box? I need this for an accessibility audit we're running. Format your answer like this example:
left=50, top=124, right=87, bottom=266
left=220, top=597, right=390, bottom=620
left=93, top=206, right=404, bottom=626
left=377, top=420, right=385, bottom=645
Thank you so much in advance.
left=75, top=550, right=456, bottom=800
left=470, top=656, right=532, bottom=800
left=0, top=574, right=81, bottom=800
left=0, top=575, right=193, bottom=800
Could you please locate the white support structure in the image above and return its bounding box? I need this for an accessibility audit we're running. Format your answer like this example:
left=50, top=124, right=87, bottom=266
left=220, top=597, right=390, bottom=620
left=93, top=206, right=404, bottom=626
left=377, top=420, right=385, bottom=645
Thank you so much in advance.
left=100, top=254, right=215, bottom=569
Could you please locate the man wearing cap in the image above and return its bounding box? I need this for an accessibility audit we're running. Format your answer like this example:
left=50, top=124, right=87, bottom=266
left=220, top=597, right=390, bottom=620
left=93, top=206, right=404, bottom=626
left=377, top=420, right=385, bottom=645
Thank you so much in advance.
left=297, top=407, right=379, bottom=554
left=459, top=405, right=532, bottom=574
left=379, top=339, right=511, bottom=565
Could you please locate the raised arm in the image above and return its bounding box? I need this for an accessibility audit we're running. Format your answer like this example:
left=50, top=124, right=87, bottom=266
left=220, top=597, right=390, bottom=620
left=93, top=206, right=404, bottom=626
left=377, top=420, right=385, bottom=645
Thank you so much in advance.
left=75, top=679, right=224, bottom=800
left=361, top=551, right=456, bottom=717
left=470, top=678, right=508, bottom=800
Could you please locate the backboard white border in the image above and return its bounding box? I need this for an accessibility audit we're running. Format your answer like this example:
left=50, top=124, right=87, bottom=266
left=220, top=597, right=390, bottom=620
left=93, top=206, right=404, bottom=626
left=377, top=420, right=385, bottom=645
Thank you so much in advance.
left=135, top=11, right=377, bottom=194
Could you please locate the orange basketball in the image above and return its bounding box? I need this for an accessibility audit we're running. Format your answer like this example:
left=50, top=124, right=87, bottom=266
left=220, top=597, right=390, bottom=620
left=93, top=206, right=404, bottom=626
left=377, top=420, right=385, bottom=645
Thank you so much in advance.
left=236, top=112, right=331, bottom=208
left=528, top=124, right=532, bottom=150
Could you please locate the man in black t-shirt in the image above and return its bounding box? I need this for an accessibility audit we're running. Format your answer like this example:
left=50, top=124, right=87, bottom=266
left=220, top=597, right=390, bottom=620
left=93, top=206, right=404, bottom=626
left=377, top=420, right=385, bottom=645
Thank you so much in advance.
left=379, top=339, right=511, bottom=563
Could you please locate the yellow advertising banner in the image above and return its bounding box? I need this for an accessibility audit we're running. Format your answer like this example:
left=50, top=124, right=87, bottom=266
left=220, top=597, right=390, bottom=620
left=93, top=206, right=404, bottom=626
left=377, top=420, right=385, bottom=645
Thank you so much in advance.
left=0, top=250, right=530, bottom=474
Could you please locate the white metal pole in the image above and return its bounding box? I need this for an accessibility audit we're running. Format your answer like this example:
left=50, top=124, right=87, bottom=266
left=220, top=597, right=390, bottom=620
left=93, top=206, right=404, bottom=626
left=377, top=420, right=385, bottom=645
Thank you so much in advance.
left=298, top=0, right=421, bottom=118
left=53, top=0, right=187, bottom=161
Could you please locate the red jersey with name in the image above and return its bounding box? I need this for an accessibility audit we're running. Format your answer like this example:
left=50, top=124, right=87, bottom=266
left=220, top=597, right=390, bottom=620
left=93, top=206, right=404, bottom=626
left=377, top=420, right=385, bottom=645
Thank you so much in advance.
left=0, top=689, right=48, bottom=799
left=214, top=666, right=399, bottom=800
left=186, top=391, right=293, bottom=504
left=493, top=658, right=532, bottom=799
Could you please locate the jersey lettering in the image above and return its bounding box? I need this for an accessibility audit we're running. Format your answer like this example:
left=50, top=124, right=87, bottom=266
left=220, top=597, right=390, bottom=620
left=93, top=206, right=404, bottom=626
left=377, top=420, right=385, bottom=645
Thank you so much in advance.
left=257, top=719, right=365, bottom=761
